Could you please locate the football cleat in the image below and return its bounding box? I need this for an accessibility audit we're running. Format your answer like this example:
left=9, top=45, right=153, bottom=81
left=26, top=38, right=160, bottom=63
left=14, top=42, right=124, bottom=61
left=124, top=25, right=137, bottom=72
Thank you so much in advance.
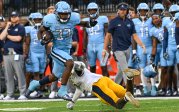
left=125, top=92, right=140, bottom=108
left=123, top=68, right=140, bottom=79
left=60, top=94, right=72, bottom=101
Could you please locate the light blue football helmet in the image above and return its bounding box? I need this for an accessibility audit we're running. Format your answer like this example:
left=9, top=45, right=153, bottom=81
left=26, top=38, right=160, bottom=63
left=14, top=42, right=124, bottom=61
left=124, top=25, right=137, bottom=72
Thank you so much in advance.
left=152, top=3, right=164, bottom=13
left=143, top=64, right=157, bottom=78
left=137, top=3, right=149, bottom=18
left=174, top=12, right=179, bottom=21
left=169, top=4, right=179, bottom=13
left=137, top=3, right=149, bottom=12
left=30, top=12, right=43, bottom=27
left=55, top=1, right=71, bottom=23
left=87, top=2, right=99, bottom=19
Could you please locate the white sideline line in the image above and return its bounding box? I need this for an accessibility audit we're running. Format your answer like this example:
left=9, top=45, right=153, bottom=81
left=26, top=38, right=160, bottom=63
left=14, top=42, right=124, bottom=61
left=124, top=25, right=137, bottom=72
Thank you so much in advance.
left=0, top=97, right=179, bottom=102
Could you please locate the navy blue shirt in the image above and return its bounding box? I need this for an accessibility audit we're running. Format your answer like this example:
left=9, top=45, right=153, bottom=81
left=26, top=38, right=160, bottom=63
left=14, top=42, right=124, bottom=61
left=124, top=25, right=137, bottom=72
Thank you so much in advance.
left=0, top=29, right=4, bottom=63
left=4, top=23, right=25, bottom=55
left=108, top=16, right=136, bottom=51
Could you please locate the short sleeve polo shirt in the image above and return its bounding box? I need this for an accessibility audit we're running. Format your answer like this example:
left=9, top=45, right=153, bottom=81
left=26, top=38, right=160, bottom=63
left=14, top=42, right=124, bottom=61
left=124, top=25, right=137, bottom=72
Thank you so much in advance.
left=4, top=23, right=25, bottom=55
left=108, top=16, right=136, bottom=51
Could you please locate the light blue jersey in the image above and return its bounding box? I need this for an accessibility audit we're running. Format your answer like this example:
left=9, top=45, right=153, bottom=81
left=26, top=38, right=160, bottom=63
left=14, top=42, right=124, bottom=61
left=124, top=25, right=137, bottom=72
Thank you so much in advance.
left=25, top=26, right=46, bottom=73
left=43, top=12, right=80, bottom=50
left=163, top=17, right=179, bottom=65
left=25, top=26, right=45, bottom=53
left=150, top=26, right=167, bottom=66
left=83, top=16, right=108, bottom=44
left=43, top=12, right=80, bottom=78
left=82, top=16, right=108, bottom=66
left=163, top=18, right=176, bottom=46
left=133, top=18, right=153, bottom=68
left=132, top=17, right=153, bottom=47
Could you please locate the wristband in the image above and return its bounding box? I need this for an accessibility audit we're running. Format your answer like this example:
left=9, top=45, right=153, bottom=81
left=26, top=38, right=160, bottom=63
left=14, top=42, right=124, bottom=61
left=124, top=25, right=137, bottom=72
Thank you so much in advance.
left=132, top=50, right=136, bottom=54
left=177, top=45, right=179, bottom=49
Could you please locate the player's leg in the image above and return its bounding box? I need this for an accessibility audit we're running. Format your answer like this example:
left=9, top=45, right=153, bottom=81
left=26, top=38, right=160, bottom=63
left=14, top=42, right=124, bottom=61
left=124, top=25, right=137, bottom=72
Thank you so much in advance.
left=87, top=44, right=97, bottom=73
left=158, top=49, right=168, bottom=96
left=51, top=49, right=74, bottom=98
left=138, top=46, right=149, bottom=96
left=166, top=47, right=175, bottom=96
left=92, top=77, right=121, bottom=108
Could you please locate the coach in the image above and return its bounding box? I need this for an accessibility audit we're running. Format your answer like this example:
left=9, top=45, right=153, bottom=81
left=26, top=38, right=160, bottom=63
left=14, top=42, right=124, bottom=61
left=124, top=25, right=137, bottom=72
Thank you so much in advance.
left=0, top=11, right=26, bottom=100
left=103, top=2, right=145, bottom=93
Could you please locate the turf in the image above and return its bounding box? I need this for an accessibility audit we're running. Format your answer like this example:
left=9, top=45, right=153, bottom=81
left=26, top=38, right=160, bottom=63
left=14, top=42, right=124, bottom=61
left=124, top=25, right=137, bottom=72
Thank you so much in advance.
left=0, top=99, right=179, bottom=112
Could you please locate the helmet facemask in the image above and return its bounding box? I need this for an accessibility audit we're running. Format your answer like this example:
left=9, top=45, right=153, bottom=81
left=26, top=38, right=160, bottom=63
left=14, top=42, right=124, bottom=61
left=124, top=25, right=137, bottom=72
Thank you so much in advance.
left=56, top=12, right=71, bottom=23
left=87, top=8, right=99, bottom=19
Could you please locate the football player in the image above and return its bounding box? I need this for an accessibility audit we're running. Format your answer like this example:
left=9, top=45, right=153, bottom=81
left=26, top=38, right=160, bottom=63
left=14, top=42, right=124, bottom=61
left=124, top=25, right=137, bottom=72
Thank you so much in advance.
left=132, top=3, right=154, bottom=96
left=149, top=13, right=166, bottom=96
left=66, top=61, right=140, bottom=110
left=25, top=1, right=98, bottom=99
left=152, top=3, right=168, bottom=96
left=25, top=12, right=46, bottom=98
left=83, top=2, right=109, bottom=77
left=163, top=4, right=179, bottom=96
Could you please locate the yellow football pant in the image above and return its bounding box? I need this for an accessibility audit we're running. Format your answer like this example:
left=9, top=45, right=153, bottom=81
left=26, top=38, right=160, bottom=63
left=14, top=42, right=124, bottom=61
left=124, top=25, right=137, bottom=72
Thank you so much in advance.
left=92, top=77, right=126, bottom=107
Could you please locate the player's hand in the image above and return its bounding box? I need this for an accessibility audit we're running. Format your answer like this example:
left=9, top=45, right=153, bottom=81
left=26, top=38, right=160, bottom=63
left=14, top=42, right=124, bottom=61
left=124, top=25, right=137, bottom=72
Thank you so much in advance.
left=141, top=45, right=146, bottom=54
left=132, top=54, right=140, bottom=63
left=66, top=101, right=74, bottom=110
left=150, top=55, right=155, bottom=64
left=90, top=19, right=98, bottom=27
left=163, top=52, right=169, bottom=60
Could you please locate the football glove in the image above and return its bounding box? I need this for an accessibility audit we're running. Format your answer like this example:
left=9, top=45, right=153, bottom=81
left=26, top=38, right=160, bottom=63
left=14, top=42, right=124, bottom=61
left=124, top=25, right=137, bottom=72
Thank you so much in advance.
left=163, top=52, right=169, bottom=60
left=89, top=19, right=98, bottom=27
left=132, top=54, right=140, bottom=63
left=66, top=101, right=74, bottom=110
left=150, top=55, right=155, bottom=64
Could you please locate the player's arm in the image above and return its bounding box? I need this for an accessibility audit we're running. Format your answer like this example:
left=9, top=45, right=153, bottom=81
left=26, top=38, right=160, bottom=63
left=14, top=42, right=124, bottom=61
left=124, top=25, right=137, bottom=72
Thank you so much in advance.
left=132, top=33, right=146, bottom=53
left=83, top=27, right=88, bottom=54
left=23, top=33, right=31, bottom=57
left=78, top=20, right=97, bottom=28
left=175, top=22, right=179, bottom=49
left=150, top=36, right=158, bottom=64
left=38, top=26, right=53, bottom=45
left=66, top=87, right=83, bottom=110
left=163, top=27, right=168, bottom=54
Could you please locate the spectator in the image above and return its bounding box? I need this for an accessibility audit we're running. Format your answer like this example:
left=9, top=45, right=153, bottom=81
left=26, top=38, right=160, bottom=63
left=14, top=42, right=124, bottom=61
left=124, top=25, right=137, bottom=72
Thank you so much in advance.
left=0, top=16, right=5, bottom=100
left=0, top=11, right=27, bottom=100
left=47, top=6, right=55, bottom=14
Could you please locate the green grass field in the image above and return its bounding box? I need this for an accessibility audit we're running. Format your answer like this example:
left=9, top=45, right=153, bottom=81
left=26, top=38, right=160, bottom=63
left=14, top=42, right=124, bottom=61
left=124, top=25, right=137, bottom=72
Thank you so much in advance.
left=0, top=98, right=179, bottom=112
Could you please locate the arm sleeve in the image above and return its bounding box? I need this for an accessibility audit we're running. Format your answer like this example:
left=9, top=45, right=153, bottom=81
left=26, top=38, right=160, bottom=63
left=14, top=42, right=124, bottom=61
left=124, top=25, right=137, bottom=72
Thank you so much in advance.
left=72, top=88, right=83, bottom=103
left=175, top=27, right=179, bottom=47
left=163, top=27, right=168, bottom=53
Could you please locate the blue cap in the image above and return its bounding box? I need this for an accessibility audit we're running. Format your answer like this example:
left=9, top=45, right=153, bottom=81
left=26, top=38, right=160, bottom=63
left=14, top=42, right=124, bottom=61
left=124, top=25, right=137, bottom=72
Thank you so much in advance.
left=117, top=3, right=128, bottom=10
left=11, top=11, right=19, bottom=17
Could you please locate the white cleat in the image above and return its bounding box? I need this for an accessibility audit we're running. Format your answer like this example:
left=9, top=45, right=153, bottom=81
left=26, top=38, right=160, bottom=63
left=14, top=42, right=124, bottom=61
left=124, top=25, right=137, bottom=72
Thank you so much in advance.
left=30, top=91, right=38, bottom=98
left=125, top=92, right=140, bottom=108
left=3, top=95, right=15, bottom=100
left=49, top=91, right=57, bottom=99
left=0, top=94, right=4, bottom=100
left=18, top=95, right=28, bottom=100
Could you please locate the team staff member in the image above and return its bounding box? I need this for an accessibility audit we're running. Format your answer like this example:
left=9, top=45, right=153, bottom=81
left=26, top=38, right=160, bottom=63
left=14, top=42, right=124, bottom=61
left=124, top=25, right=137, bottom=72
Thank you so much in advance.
left=103, top=2, right=146, bottom=94
left=0, top=11, right=27, bottom=100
